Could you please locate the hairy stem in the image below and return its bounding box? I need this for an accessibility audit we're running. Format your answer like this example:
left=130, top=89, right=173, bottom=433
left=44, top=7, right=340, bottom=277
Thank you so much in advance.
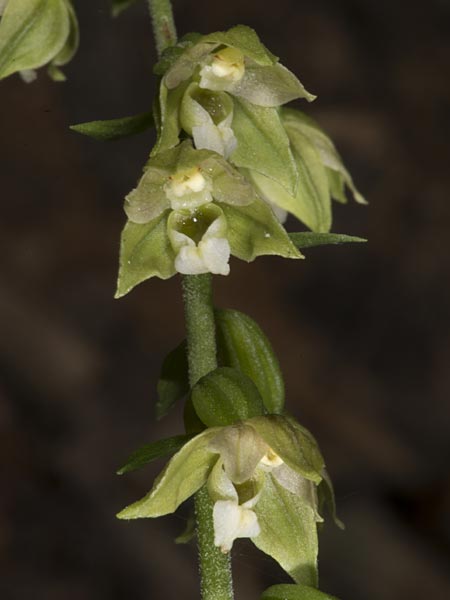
left=182, top=275, right=234, bottom=600
left=146, top=0, right=177, bottom=56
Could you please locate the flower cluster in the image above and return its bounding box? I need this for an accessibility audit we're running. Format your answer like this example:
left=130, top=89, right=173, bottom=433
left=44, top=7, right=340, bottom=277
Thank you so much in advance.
left=114, top=25, right=365, bottom=295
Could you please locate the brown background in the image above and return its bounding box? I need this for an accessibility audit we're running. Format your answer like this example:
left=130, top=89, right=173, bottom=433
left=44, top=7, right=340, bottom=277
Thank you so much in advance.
left=1, top=0, right=449, bottom=598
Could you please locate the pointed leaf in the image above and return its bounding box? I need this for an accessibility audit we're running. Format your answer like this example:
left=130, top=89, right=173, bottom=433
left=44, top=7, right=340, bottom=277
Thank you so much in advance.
left=216, top=309, right=285, bottom=414
left=253, top=474, right=319, bottom=586
left=152, top=79, right=190, bottom=155
left=289, top=232, right=367, bottom=249
left=219, top=199, right=302, bottom=262
left=156, top=340, right=189, bottom=419
left=191, top=367, right=265, bottom=428
left=70, top=111, right=153, bottom=141
left=231, top=98, right=298, bottom=195
left=111, top=0, right=141, bottom=17
left=262, top=584, right=339, bottom=600
left=249, top=415, right=324, bottom=483
left=0, top=0, right=70, bottom=79
left=115, top=213, right=176, bottom=298
left=51, top=0, right=79, bottom=68
left=117, top=428, right=219, bottom=519
left=117, top=434, right=192, bottom=475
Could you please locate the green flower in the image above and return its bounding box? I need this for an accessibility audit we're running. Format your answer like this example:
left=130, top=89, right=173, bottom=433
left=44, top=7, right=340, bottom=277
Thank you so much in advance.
left=152, top=26, right=315, bottom=196
left=116, top=141, right=301, bottom=297
left=118, top=415, right=325, bottom=585
left=246, top=107, right=367, bottom=232
left=0, top=0, right=79, bottom=82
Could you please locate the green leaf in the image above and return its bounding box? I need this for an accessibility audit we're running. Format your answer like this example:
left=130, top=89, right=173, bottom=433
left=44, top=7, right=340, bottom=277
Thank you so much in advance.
left=262, top=584, right=339, bottom=600
left=289, top=232, right=367, bottom=249
left=156, top=340, right=189, bottom=419
left=249, top=415, right=324, bottom=483
left=51, top=0, right=79, bottom=68
left=117, top=428, right=219, bottom=519
left=117, top=434, right=192, bottom=475
left=191, top=367, right=265, bottom=428
left=111, top=0, right=141, bottom=17
left=215, top=309, right=285, bottom=414
left=219, top=198, right=302, bottom=262
left=317, top=468, right=345, bottom=530
left=175, top=512, right=196, bottom=544
left=253, top=474, right=319, bottom=586
left=231, top=98, right=298, bottom=195
left=70, top=111, right=153, bottom=141
left=201, top=25, right=276, bottom=66
left=0, top=0, right=70, bottom=79
left=115, top=212, right=176, bottom=298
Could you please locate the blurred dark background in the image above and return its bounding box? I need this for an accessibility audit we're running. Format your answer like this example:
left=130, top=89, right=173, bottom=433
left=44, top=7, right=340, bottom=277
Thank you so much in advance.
left=1, top=0, right=449, bottom=598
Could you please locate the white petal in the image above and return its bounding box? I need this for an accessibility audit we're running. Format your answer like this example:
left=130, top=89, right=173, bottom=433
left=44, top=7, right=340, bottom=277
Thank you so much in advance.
left=199, top=238, right=230, bottom=275
left=19, top=69, right=37, bottom=83
left=174, top=245, right=209, bottom=275
left=213, top=500, right=260, bottom=552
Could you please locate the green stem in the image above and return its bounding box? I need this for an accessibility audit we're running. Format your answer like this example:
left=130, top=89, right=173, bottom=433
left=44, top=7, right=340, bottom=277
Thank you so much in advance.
left=182, top=275, right=234, bottom=600
left=146, top=0, right=177, bottom=56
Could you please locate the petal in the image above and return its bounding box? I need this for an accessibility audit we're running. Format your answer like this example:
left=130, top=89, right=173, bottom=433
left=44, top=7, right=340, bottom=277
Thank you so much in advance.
left=209, top=423, right=268, bottom=484
left=199, top=238, right=231, bottom=275
left=213, top=500, right=260, bottom=552
left=174, top=245, right=209, bottom=275
left=207, top=459, right=238, bottom=503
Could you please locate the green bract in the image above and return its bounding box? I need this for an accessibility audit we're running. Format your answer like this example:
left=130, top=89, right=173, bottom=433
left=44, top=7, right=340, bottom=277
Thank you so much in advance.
left=153, top=25, right=315, bottom=194
left=0, top=0, right=79, bottom=81
left=117, top=415, right=328, bottom=584
left=247, top=108, right=366, bottom=231
left=116, top=141, right=301, bottom=297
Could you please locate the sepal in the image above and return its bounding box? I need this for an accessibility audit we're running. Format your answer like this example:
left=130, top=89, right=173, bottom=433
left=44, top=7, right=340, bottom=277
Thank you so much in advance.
left=289, top=232, right=367, bottom=249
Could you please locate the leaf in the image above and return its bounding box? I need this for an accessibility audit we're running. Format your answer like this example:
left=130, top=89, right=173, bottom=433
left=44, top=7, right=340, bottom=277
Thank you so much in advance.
left=233, top=63, right=315, bottom=107
left=51, top=0, right=79, bottom=67
left=262, top=584, right=339, bottom=600
left=117, top=434, right=193, bottom=475
left=231, top=98, right=298, bottom=195
left=175, top=512, right=196, bottom=544
left=115, top=212, right=176, bottom=298
left=289, top=232, right=367, bottom=249
left=202, top=25, right=276, bottom=66
left=70, top=111, right=153, bottom=141
left=253, top=474, right=319, bottom=586
left=156, top=340, right=189, bottom=419
left=215, top=309, right=285, bottom=414
left=117, top=428, right=219, bottom=519
left=0, top=0, right=70, bottom=79
left=191, top=367, right=265, bottom=428
left=111, top=0, right=141, bottom=17
left=219, top=198, right=302, bottom=262
left=249, top=415, right=324, bottom=483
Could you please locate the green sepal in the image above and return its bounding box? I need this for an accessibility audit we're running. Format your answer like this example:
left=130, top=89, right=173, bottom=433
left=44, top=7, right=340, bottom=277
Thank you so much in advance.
left=153, top=33, right=202, bottom=76
left=117, top=428, right=219, bottom=519
left=215, top=309, right=285, bottom=414
left=282, top=108, right=366, bottom=205
left=317, top=468, right=345, bottom=530
left=111, top=0, right=141, bottom=17
left=117, top=434, right=193, bottom=475
left=115, top=212, right=176, bottom=298
left=262, top=584, right=339, bottom=600
left=156, top=340, right=189, bottom=419
left=175, top=512, right=196, bottom=544
left=231, top=98, right=298, bottom=195
left=70, top=111, right=153, bottom=141
left=152, top=79, right=189, bottom=155
left=289, top=232, right=367, bottom=249
left=253, top=474, right=319, bottom=586
left=50, top=0, right=79, bottom=68
left=0, top=0, right=70, bottom=79
left=200, top=25, right=276, bottom=65
left=219, top=199, right=302, bottom=262
left=191, top=366, right=265, bottom=428
left=248, top=415, right=324, bottom=483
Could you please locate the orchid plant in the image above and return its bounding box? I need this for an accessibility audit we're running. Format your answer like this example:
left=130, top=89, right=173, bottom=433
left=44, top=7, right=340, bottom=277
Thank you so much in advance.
left=0, top=1, right=366, bottom=599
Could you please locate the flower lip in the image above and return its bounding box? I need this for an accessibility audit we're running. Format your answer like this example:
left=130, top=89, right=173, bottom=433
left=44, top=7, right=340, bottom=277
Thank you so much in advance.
left=199, top=47, right=245, bottom=90
left=164, top=167, right=213, bottom=210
